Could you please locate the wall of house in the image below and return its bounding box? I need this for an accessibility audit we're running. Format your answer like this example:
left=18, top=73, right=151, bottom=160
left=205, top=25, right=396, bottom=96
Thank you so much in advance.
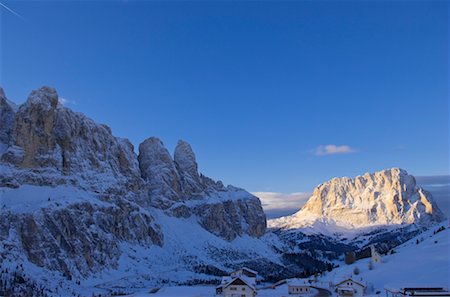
left=223, top=285, right=255, bottom=297
left=337, top=283, right=364, bottom=297
left=288, top=286, right=311, bottom=294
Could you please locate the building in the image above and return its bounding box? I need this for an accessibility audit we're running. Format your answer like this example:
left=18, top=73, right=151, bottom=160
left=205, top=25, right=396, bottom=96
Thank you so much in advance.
left=384, top=286, right=450, bottom=297
left=287, top=279, right=314, bottom=295
left=231, top=267, right=258, bottom=279
left=335, top=278, right=366, bottom=297
left=370, top=245, right=382, bottom=263
left=216, top=275, right=257, bottom=297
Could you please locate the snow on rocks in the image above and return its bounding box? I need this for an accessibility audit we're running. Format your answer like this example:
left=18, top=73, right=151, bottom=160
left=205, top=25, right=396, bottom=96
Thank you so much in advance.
left=269, top=168, right=446, bottom=233
left=0, top=87, right=270, bottom=296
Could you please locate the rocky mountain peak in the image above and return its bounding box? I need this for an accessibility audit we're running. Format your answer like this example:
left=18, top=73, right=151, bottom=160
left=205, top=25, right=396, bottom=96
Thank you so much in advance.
left=0, top=87, right=6, bottom=100
left=269, top=168, right=446, bottom=232
left=138, top=137, right=175, bottom=179
left=174, top=140, right=199, bottom=178
left=25, top=86, right=59, bottom=111
left=0, top=86, right=141, bottom=192
left=138, top=137, right=181, bottom=202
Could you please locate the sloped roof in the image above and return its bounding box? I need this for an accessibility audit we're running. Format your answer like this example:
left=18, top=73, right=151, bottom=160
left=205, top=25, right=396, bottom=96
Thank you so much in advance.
left=218, top=275, right=256, bottom=291
left=336, top=278, right=366, bottom=288
left=288, top=279, right=310, bottom=287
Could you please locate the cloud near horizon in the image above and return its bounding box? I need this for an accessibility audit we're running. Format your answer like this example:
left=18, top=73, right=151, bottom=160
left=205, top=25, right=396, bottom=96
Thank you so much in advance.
left=252, top=191, right=311, bottom=219
left=416, top=175, right=450, bottom=217
left=314, top=144, right=357, bottom=156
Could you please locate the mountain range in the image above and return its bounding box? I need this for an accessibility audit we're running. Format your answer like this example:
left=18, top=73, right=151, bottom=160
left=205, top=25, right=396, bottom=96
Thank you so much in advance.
left=0, top=87, right=446, bottom=296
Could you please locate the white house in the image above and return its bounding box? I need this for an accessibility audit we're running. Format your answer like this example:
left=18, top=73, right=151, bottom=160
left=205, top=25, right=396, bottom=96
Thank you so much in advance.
left=335, top=278, right=366, bottom=297
left=370, top=245, right=382, bottom=263
left=216, top=275, right=257, bottom=297
left=287, top=279, right=314, bottom=295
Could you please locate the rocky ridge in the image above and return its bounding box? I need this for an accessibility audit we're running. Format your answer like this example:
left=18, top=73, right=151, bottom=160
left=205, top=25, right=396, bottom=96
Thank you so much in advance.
left=0, top=86, right=267, bottom=294
left=269, top=168, right=445, bottom=232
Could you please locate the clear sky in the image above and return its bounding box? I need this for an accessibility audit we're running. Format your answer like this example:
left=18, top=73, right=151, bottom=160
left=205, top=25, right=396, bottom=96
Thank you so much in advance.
left=0, top=0, right=448, bottom=216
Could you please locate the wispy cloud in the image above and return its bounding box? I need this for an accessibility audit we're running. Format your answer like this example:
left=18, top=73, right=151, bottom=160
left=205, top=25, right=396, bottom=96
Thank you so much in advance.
left=252, top=191, right=311, bottom=218
left=314, top=144, right=357, bottom=156
left=0, top=2, right=24, bottom=20
left=58, top=97, right=76, bottom=106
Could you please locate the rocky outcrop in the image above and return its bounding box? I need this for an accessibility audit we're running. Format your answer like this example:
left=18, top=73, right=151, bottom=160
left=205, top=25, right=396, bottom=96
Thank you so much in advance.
left=138, top=138, right=227, bottom=200
left=174, top=140, right=203, bottom=194
left=0, top=88, right=16, bottom=148
left=193, top=195, right=267, bottom=240
left=0, top=86, right=142, bottom=193
left=269, top=168, right=446, bottom=231
left=0, top=200, right=163, bottom=278
left=137, top=137, right=267, bottom=240
left=0, top=86, right=268, bottom=291
left=138, top=137, right=182, bottom=204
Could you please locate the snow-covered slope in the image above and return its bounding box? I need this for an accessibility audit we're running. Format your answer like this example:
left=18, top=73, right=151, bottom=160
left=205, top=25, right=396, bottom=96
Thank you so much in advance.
left=0, top=86, right=274, bottom=296
left=317, top=223, right=449, bottom=292
left=269, top=168, right=445, bottom=235
left=118, top=224, right=450, bottom=297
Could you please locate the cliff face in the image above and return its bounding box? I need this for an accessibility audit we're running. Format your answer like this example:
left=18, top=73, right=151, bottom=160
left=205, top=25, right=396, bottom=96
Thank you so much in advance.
left=0, top=88, right=15, bottom=147
left=0, top=200, right=163, bottom=278
left=1, top=87, right=142, bottom=194
left=0, top=86, right=267, bottom=290
left=137, top=136, right=266, bottom=239
left=269, top=168, right=446, bottom=231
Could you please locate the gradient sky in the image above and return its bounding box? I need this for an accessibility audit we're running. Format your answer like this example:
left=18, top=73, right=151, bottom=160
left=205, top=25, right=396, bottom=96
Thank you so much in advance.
left=0, top=0, right=449, bottom=216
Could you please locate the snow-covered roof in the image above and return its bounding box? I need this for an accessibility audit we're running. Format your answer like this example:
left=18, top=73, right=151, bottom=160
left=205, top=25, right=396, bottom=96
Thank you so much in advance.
left=220, top=276, right=233, bottom=286
left=218, top=275, right=256, bottom=291
left=239, top=274, right=257, bottom=288
left=336, top=278, right=366, bottom=288
left=288, top=279, right=310, bottom=287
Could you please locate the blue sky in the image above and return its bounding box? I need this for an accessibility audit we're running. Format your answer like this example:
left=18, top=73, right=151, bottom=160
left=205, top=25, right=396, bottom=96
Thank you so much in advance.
left=0, top=0, right=448, bottom=216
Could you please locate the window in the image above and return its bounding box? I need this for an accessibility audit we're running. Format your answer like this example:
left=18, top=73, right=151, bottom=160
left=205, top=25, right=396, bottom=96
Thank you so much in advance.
left=242, top=287, right=245, bottom=291
left=230, top=287, right=237, bottom=291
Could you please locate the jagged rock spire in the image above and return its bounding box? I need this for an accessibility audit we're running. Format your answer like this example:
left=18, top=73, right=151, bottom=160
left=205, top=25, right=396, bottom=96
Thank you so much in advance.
left=174, top=139, right=201, bottom=182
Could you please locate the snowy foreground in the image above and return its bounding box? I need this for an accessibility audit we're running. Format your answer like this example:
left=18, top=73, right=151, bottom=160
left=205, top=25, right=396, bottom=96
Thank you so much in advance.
left=318, top=223, right=449, bottom=296
left=129, top=284, right=293, bottom=297
left=126, top=224, right=449, bottom=297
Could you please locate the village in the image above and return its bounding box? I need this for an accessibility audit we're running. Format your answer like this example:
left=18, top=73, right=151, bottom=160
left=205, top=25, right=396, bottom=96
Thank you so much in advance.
left=212, top=250, right=450, bottom=297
